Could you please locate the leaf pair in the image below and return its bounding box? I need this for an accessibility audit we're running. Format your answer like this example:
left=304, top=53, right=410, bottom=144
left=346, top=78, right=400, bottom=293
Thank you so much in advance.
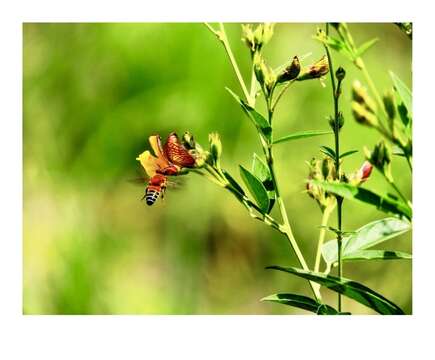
left=265, top=266, right=404, bottom=315
left=322, top=217, right=412, bottom=264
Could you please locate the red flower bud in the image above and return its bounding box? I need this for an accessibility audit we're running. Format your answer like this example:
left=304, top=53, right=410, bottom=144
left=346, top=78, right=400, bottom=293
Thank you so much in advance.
left=358, top=161, right=373, bottom=182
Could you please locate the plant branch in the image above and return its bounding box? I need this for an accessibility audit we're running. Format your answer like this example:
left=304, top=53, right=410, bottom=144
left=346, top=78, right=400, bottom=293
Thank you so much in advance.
left=206, top=23, right=252, bottom=105
left=314, top=204, right=334, bottom=273
left=325, top=23, right=344, bottom=312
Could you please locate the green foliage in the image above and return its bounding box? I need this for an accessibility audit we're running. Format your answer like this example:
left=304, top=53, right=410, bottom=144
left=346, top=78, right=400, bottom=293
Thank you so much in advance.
left=341, top=250, right=411, bottom=261
left=261, top=293, right=338, bottom=315
left=239, top=165, right=270, bottom=213
left=266, top=266, right=404, bottom=315
left=226, top=87, right=272, bottom=141
left=272, top=130, right=332, bottom=145
left=251, top=153, right=275, bottom=212
left=311, top=181, right=412, bottom=220
left=23, top=23, right=412, bottom=315
left=322, top=217, right=411, bottom=264
left=390, top=71, right=412, bottom=117
left=339, top=150, right=358, bottom=158
left=319, top=145, right=336, bottom=159
left=355, top=38, right=379, bottom=57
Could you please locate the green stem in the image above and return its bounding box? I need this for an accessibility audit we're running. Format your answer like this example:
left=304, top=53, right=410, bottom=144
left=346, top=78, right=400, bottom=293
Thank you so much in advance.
left=314, top=205, right=334, bottom=273
left=217, top=23, right=252, bottom=105
left=325, top=23, right=343, bottom=312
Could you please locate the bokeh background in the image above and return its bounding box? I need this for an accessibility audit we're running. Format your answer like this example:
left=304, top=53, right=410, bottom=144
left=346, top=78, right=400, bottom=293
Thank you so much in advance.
left=23, top=23, right=412, bottom=314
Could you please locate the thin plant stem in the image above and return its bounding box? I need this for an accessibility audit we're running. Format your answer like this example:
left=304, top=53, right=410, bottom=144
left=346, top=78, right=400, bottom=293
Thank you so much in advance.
left=314, top=205, right=334, bottom=273
left=271, top=80, right=295, bottom=112
left=325, top=23, right=343, bottom=312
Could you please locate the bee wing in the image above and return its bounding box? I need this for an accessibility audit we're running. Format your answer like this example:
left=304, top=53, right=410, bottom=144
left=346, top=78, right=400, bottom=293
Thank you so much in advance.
left=163, top=132, right=196, bottom=168
left=165, top=177, right=185, bottom=190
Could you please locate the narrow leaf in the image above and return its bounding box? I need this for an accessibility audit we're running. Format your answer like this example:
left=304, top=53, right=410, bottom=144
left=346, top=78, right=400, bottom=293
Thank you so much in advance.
left=273, top=130, right=332, bottom=145
left=266, top=266, right=404, bottom=315
left=239, top=165, right=269, bottom=213
left=322, top=217, right=411, bottom=264
left=319, top=145, right=336, bottom=159
left=226, top=87, right=272, bottom=140
left=355, top=38, right=379, bottom=57
left=340, top=150, right=358, bottom=159
left=311, top=181, right=412, bottom=220
left=343, top=250, right=412, bottom=261
left=261, top=293, right=338, bottom=315
left=390, top=71, right=412, bottom=117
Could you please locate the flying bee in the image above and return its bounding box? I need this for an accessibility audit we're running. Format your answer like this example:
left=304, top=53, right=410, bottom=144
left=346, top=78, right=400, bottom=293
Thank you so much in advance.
left=136, top=132, right=196, bottom=206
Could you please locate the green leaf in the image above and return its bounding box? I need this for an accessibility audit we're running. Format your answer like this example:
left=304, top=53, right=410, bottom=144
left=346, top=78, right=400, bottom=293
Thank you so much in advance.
left=316, top=35, right=354, bottom=61
left=322, top=217, right=411, bottom=264
left=342, top=250, right=412, bottom=262
left=251, top=153, right=275, bottom=213
left=340, top=150, right=358, bottom=159
left=226, top=87, right=272, bottom=141
left=397, top=102, right=411, bottom=128
left=319, top=145, right=336, bottom=159
left=222, top=170, right=246, bottom=196
left=261, top=293, right=338, bottom=315
left=355, top=38, right=379, bottom=57
left=251, top=153, right=271, bottom=183
left=390, top=71, right=412, bottom=117
left=392, top=145, right=406, bottom=157
left=239, top=165, right=269, bottom=213
left=311, top=181, right=412, bottom=220
left=266, top=266, right=404, bottom=315
left=273, top=130, right=332, bottom=145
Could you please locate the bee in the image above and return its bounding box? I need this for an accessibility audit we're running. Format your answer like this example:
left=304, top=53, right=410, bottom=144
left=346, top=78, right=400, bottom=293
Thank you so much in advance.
left=137, top=132, right=196, bottom=206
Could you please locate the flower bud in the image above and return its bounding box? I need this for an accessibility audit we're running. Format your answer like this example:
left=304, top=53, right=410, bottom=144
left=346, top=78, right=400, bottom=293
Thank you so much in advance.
left=297, top=55, right=329, bottom=81
left=365, top=141, right=392, bottom=180
left=336, top=67, right=346, bottom=82
left=352, top=101, right=379, bottom=128
left=254, top=53, right=276, bottom=93
left=253, top=53, right=265, bottom=85
left=208, top=132, right=222, bottom=168
left=242, top=23, right=274, bottom=54
left=181, top=131, right=208, bottom=168
left=321, top=157, right=336, bottom=181
left=182, top=131, right=196, bottom=150
left=352, top=80, right=377, bottom=113
left=383, top=90, right=396, bottom=120
left=277, top=56, right=301, bottom=83
left=241, top=24, right=255, bottom=53
left=306, top=157, right=336, bottom=212
left=358, top=161, right=373, bottom=182
left=348, top=161, right=373, bottom=186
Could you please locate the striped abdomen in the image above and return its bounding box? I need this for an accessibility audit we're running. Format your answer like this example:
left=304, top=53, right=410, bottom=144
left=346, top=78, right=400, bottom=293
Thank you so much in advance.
left=145, top=186, right=161, bottom=206
left=144, top=174, right=167, bottom=206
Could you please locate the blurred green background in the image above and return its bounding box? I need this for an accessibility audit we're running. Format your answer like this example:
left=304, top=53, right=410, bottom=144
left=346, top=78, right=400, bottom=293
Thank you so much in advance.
left=23, top=23, right=412, bottom=314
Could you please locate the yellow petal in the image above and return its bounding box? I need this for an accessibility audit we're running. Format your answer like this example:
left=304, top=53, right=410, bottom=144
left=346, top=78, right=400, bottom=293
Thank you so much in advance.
left=136, top=150, right=158, bottom=177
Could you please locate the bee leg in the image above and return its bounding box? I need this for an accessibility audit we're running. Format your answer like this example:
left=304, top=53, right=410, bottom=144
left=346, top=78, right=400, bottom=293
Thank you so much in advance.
left=161, top=185, right=167, bottom=200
